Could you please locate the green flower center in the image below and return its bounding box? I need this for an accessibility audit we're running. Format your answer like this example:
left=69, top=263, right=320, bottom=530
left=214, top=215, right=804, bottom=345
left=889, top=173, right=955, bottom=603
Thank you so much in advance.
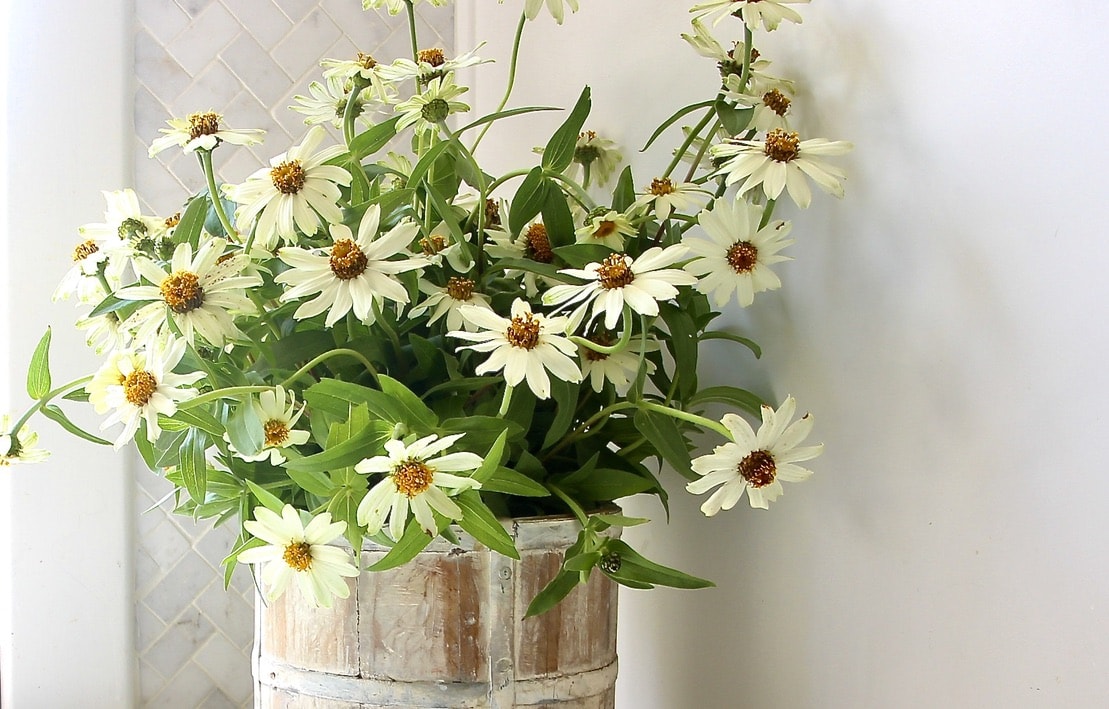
left=118, top=217, right=148, bottom=242
left=421, top=98, right=451, bottom=123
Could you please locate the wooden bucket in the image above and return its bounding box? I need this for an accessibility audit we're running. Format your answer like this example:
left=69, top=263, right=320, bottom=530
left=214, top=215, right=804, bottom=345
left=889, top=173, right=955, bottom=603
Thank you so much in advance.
left=253, top=515, right=619, bottom=708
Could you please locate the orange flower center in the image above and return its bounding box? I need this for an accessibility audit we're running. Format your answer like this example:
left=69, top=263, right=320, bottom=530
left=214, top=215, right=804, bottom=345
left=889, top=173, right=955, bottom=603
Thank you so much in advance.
left=764, top=129, right=800, bottom=163
left=271, top=160, right=306, bottom=194
left=329, top=239, right=369, bottom=280
left=739, top=450, right=777, bottom=488
left=393, top=459, right=434, bottom=497
left=72, top=240, right=99, bottom=262
left=446, top=277, right=475, bottom=301
left=357, top=52, right=377, bottom=70
left=596, top=253, right=635, bottom=290
left=418, top=48, right=446, bottom=67
left=283, top=541, right=313, bottom=571
left=524, top=223, right=553, bottom=263
left=160, top=271, right=204, bottom=313
left=762, top=89, right=791, bottom=116
left=420, top=234, right=448, bottom=256
left=649, top=177, right=675, bottom=196
left=506, top=313, right=542, bottom=350
left=187, top=111, right=221, bottom=139
left=124, top=369, right=158, bottom=407
left=264, top=419, right=290, bottom=447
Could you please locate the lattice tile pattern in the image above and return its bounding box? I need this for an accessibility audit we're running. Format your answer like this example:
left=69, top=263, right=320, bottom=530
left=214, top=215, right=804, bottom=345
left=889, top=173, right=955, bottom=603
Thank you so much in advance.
left=132, top=2, right=455, bottom=706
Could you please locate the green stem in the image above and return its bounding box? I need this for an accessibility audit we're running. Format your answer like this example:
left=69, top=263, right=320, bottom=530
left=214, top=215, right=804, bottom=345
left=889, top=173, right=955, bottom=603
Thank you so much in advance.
left=178, top=386, right=272, bottom=411
left=442, top=125, right=489, bottom=277
left=570, top=310, right=634, bottom=355
left=546, top=171, right=595, bottom=211
left=638, top=401, right=731, bottom=440
left=471, top=11, right=527, bottom=154
left=281, top=347, right=380, bottom=387
left=740, top=26, right=754, bottom=92
left=544, top=401, right=638, bottom=459
left=547, top=482, right=589, bottom=526
left=404, top=0, right=420, bottom=80
left=662, top=106, right=715, bottom=181
left=10, top=375, right=94, bottom=438
left=497, top=385, right=514, bottom=417
left=198, top=150, right=239, bottom=241
left=684, top=117, right=723, bottom=184
left=485, top=168, right=532, bottom=195
left=759, top=198, right=777, bottom=229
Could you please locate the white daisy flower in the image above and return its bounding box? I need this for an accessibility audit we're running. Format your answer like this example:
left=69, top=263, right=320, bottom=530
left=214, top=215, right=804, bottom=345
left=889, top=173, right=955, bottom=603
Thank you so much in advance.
left=417, top=221, right=474, bottom=273
left=574, top=209, right=637, bottom=251
left=0, top=415, right=50, bottom=466
left=450, top=298, right=582, bottom=400
left=78, top=189, right=165, bottom=262
left=378, top=45, right=490, bottom=85
left=76, top=311, right=130, bottom=355
left=117, top=238, right=261, bottom=348
left=147, top=111, right=264, bottom=157
left=485, top=222, right=555, bottom=297
left=683, top=197, right=793, bottom=307
left=722, top=74, right=794, bottom=132
left=673, top=123, right=731, bottom=175
left=573, top=130, right=622, bottom=187
left=53, top=233, right=126, bottom=304
left=499, top=0, right=580, bottom=24
left=710, top=129, right=853, bottom=209
left=90, top=337, right=206, bottom=448
left=291, top=75, right=373, bottom=129
left=410, top=277, right=494, bottom=332
left=686, top=396, right=822, bottom=512
left=275, top=205, right=425, bottom=327
left=231, top=387, right=311, bottom=465
left=319, top=52, right=395, bottom=105
left=362, top=0, right=449, bottom=15
left=355, top=433, right=483, bottom=540
left=223, top=125, right=352, bottom=249
left=543, top=246, right=697, bottom=331
left=690, top=0, right=809, bottom=31
left=681, top=19, right=798, bottom=92
left=579, top=331, right=658, bottom=394
left=394, top=76, right=470, bottom=137
left=631, top=178, right=706, bottom=221
left=238, top=505, right=359, bottom=608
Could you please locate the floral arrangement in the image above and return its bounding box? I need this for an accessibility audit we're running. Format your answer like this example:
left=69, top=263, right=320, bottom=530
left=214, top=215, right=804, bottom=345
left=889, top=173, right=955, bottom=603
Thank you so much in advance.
left=4, top=0, right=848, bottom=614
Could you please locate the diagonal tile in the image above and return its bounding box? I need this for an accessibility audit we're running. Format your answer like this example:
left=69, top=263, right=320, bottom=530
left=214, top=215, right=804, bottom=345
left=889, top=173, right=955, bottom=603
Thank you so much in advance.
left=219, top=0, right=293, bottom=48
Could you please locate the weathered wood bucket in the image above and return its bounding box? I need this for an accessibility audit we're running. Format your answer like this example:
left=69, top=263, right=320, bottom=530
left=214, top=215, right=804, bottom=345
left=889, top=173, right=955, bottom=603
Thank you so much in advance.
left=253, top=515, right=619, bottom=708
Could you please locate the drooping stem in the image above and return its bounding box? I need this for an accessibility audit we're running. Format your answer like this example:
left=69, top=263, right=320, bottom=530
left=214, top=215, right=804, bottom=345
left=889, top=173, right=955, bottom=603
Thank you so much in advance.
left=471, top=11, right=528, bottom=153
left=638, top=401, right=731, bottom=440
left=9, top=376, right=94, bottom=440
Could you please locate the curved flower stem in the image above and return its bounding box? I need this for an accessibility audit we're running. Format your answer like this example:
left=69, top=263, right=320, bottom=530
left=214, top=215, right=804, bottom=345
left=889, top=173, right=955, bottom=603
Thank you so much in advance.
left=9, top=375, right=94, bottom=438
left=638, top=401, right=731, bottom=440
left=178, top=385, right=273, bottom=411
left=497, top=385, right=514, bottom=417
left=281, top=347, right=380, bottom=387
left=545, top=171, right=595, bottom=211
left=471, top=11, right=528, bottom=154
left=570, top=309, right=634, bottom=355
left=198, top=149, right=239, bottom=241
left=739, top=26, right=754, bottom=91
left=683, top=117, right=723, bottom=184
left=544, top=401, right=638, bottom=459
left=662, top=106, right=715, bottom=181
left=758, top=198, right=777, bottom=229
left=485, top=168, right=532, bottom=195
left=342, top=80, right=366, bottom=147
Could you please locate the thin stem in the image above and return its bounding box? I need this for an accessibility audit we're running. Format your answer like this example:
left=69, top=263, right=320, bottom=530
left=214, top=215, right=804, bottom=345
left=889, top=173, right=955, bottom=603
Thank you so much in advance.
left=178, top=386, right=272, bottom=411
left=404, top=1, right=420, bottom=63
left=684, top=117, right=723, bottom=184
left=497, top=385, right=514, bottom=417
left=758, top=198, right=777, bottom=229
left=546, top=171, right=595, bottom=211
left=280, top=347, right=380, bottom=387
left=198, top=150, right=239, bottom=241
left=662, top=106, right=715, bottom=181
left=570, top=310, right=634, bottom=355
left=471, top=11, right=527, bottom=154
left=10, top=375, right=94, bottom=437
left=485, top=168, right=532, bottom=195
left=547, top=482, right=589, bottom=526
left=638, top=401, right=731, bottom=440
left=543, top=401, right=638, bottom=459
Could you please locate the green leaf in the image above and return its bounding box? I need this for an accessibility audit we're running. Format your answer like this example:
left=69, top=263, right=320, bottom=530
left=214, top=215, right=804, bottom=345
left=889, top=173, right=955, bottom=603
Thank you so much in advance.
left=702, top=330, right=762, bottom=358
left=166, top=407, right=225, bottom=439
left=135, top=431, right=157, bottom=471
left=244, top=479, right=286, bottom=514
left=633, top=408, right=694, bottom=480
left=285, top=420, right=391, bottom=474
left=87, top=292, right=143, bottom=319
left=26, top=328, right=52, bottom=400
left=456, top=490, right=519, bottom=559
left=541, top=377, right=580, bottom=449
left=378, top=375, right=439, bottom=429
left=601, top=539, right=714, bottom=589
left=491, top=257, right=564, bottom=280
left=524, top=569, right=582, bottom=617
left=560, top=467, right=657, bottom=502
left=350, top=116, right=401, bottom=159
left=406, top=138, right=454, bottom=188
left=40, top=404, right=111, bottom=445
left=552, top=243, right=612, bottom=268
left=457, top=105, right=560, bottom=133
left=286, top=467, right=335, bottom=498
left=611, top=166, right=636, bottom=213
left=326, top=482, right=367, bottom=552
left=688, top=386, right=766, bottom=419
left=541, top=186, right=575, bottom=248
left=640, top=100, right=714, bottom=152
left=368, top=518, right=438, bottom=571
left=509, top=167, right=549, bottom=235
left=176, top=193, right=209, bottom=251
left=471, top=430, right=509, bottom=484
left=714, top=97, right=753, bottom=137
left=439, top=416, right=524, bottom=452
left=482, top=467, right=550, bottom=497
left=563, top=551, right=601, bottom=573
left=221, top=535, right=266, bottom=589
left=593, top=513, right=650, bottom=528
left=659, top=303, right=698, bottom=400
left=179, top=428, right=209, bottom=503
left=225, top=398, right=263, bottom=458
left=304, top=379, right=414, bottom=428
left=542, top=86, right=591, bottom=173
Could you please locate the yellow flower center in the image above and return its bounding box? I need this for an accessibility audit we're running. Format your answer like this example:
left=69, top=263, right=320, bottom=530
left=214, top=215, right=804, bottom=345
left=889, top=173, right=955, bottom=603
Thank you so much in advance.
left=524, top=223, right=553, bottom=263
left=446, top=276, right=475, bottom=301
left=764, top=129, right=800, bottom=163
left=726, top=241, right=759, bottom=273
left=329, top=239, right=369, bottom=280
left=420, top=234, right=448, bottom=256
left=649, top=177, right=675, bottom=196
left=271, top=160, right=306, bottom=194
left=264, top=419, right=290, bottom=447
left=72, top=240, right=99, bottom=262
left=762, top=89, right=791, bottom=117
left=418, top=48, right=446, bottom=67
left=506, top=313, right=542, bottom=350
left=187, top=111, right=221, bottom=139
left=124, top=369, right=158, bottom=407
left=393, top=458, right=434, bottom=497
left=739, top=450, right=777, bottom=488
left=165, top=212, right=181, bottom=229
left=357, top=52, right=377, bottom=70
left=596, top=253, right=635, bottom=290
left=283, top=541, right=313, bottom=571
left=160, top=271, right=205, bottom=313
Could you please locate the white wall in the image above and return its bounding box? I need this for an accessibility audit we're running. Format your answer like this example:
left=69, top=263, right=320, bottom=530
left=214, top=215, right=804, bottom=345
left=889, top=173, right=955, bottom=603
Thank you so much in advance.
left=1, top=1, right=136, bottom=706
left=465, top=2, right=1109, bottom=707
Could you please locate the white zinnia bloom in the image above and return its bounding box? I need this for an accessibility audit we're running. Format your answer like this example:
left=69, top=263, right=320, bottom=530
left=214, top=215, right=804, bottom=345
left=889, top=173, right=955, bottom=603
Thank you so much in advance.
left=54, top=231, right=126, bottom=304
left=683, top=197, right=793, bottom=307
left=485, top=222, right=556, bottom=297
left=574, top=209, right=637, bottom=251
left=238, top=505, right=359, bottom=608
left=147, top=111, right=264, bottom=157
left=449, top=298, right=582, bottom=400
left=223, top=125, right=351, bottom=249
left=355, top=434, right=483, bottom=541
left=410, top=277, right=494, bottom=332
left=117, top=238, right=261, bottom=348
left=498, top=0, right=580, bottom=24
left=394, top=76, right=470, bottom=136
left=378, top=45, right=490, bottom=84
left=631, top=178, right=706, bottom=220
left=690, top=0, right=809, bottom=31
left=710, top=129, right=853, bottom=209
left=0, top=415, right=50, bottom=466
left=231, top=387, right=311, bottom=465
left=76, top=311, right=130, bottom=355
left=90, top=337, right=206, bottom=448
left=722, top=74, right=794, bottom=132
left=543, top=245, right=697, bottom=331
left=291, top=75, right=373, bottom=129
left=363, top=0, right=449, bottom=15
left=573, top=130, right=622, bottom=187
left=78, top=189, right=164, bottom=262
left=686, top=396, right=822, bottom=512
left=275, top=205, right=425, bottom=327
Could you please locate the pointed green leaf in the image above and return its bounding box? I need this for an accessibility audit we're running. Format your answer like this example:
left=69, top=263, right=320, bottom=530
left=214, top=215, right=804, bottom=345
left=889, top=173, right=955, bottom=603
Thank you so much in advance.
left=176, top=193, right=209, bottom=251
left=244, top=479, right=285, bottom=514
left=26, top=328, right=52, bottom=400
left=457, top=105, right=560, bottom=134
left=225, top=398, right=264, bottom=458
left=456, top=490, right=519, bottom=559
left=378, top=375, right=439, bottom=429
left=541, top=377, right=580, bottom=449
left=688, top=386, right=766, bottom=419
left=524, top=569, right=582, bottom=617
left=633, top=408, right=694, bottom=480
left=611, top=166, right=636, bottom=213
left=179, top=428, right=210, bottom=503
left=368, top=518, right=438, bottom=571
left=714, top=97, right=753, bottom=136
left=350, top=116, right=401, bottom=159
left=509, top=167, right=549, bottom=235
left=640, top=100, right=714, bottom=152
left=542, top=86, right=591, bottom=173
left=482, top=467, right=550, bottom=497
left=541, top=186, right=575, bottom=248
left=471, top=430, right=509, bottom=484
left=40, top=404, right=111, bottom=445
left=601, top=539, right=714, bottom=589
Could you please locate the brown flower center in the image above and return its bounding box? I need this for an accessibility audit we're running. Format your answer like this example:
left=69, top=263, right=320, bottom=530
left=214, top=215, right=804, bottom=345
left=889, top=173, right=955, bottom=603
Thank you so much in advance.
left=420, top=234, right=448, bottom=256
left=764, top=129, right=800, bottom=163
left=726, top=241, right=759, bottom=273
left=263, top=419, right=290, bottom=447
left=160, top=271, right=205, bottom=313
left=593, top=220, right=618, bottom=239
left=164, top=212, right=181, bottom=229
left=583, top=331, right=614, bottom=362
left=739, top=450, right=777, bottom=488
left=596, top=253, right=635, bottom=290
left=124, top=369, right=158, bottom=407
left=506, top=313, right=542, bottom=350
left=187, top=111, right=221, bottom=139
left=393, top=459, right=434, bottom=497
left=329, top=239, right=369, bottom=280
left=283, top=541, right=313, bottom=571
left=649, top=177, right=675, bottom=196
left=271, top=160, right=306, bottom=194
left=72, top=240, right=99, bottom=262
left=524, top=223, right=553, bottom=263
left=446, top=277, right=475, bottom=301
left=485, top=199, right=501, bottom=227
left=762, top=89, right=791, bottom=116
left=357, top=52, right=377, bottom=70
left=418, top=48, right=446, bottom=67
